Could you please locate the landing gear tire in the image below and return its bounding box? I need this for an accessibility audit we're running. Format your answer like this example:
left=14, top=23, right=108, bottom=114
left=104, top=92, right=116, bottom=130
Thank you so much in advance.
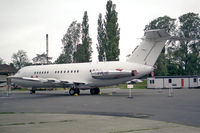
left=30, top=89, right=36, bottom=94
left=69, top=88, right=80, bottom=96
left=90, top=88, right=100, bottom=95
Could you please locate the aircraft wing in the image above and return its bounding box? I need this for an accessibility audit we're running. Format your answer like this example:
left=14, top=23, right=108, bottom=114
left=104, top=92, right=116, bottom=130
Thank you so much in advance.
left=8, top=76, right=42, bottom=82
left=8, top=76, right=86, bottom=86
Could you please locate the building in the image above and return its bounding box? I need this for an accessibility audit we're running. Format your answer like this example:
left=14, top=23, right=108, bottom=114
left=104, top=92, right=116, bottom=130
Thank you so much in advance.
left=0, top=64, right=17, bottom=83
left=147, top=76, right=200, bottom=89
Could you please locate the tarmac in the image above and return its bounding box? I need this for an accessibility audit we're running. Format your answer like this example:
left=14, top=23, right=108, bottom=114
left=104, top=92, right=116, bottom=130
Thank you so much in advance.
left=0, top=113, right=200, bottom=133
left=0, top=88, right=200, bottom=133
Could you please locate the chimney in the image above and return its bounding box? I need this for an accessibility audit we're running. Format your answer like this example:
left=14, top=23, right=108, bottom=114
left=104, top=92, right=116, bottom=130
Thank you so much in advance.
left=46, top=34, right=48, bottom=64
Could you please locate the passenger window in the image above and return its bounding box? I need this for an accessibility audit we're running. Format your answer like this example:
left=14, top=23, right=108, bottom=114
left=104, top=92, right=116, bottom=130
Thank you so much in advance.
left=168, top=79, right=172, bottom=83
left=74, top=70, right=76, bottom=73
left=77, top=70, right=79, bottom=73
left=67, top=70, right=69, bottom=73
left=64, top=70, right=66, bottom=73
left=61, top=71, right=62, bottom=73
left=194, top=78, right=197, bottom=82
left=71, top=70, right=73, bottom=73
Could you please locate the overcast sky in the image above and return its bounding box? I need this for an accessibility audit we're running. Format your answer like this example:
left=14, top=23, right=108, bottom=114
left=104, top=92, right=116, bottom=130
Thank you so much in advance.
left=0, top=0, right=200, bottom=63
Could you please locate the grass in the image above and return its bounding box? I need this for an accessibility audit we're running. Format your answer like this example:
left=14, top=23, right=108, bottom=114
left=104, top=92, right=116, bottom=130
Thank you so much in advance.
left=0, top=120, right=73, bottom=127
left=39, top=121, right=48, bottom=124
left=132, top=80, right=147, bottom=89
left=0, top=123, right=26, bottom=127
left=110, top=80, right=147, bottom=89
left=12, top=88, right=28, bottom=91
left=109, top=127, right=161, bottom=133
left=27, top=122, right=35, bottom=125
left=0, top=112, right=16, bottom=114
left=9, top=123, right=26, bottom=126
left=58, top=120, right=73, bottom=123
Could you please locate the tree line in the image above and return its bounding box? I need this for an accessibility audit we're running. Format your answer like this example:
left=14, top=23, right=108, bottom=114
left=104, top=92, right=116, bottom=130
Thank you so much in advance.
left=55, top=0, right=120, bottom=63
left=145, top=13, right=200, bottom=76
left=1, top=0, right=200, bottom=76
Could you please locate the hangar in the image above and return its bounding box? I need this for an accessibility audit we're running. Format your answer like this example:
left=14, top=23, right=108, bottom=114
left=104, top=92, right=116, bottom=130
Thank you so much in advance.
left=147, top=76, right=200, bottom=89
left=0, top=64, right=16, bottom=84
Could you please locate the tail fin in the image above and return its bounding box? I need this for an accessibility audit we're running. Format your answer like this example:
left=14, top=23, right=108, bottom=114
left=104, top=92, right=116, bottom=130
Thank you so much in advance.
left=127, top=29, right=171, bottom=66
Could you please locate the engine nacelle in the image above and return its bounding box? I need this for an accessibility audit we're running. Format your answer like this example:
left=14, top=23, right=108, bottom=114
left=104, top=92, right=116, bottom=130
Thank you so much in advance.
left=91, top=70, right=137, bottom=79
left=131, top=70, right=137, bottom=76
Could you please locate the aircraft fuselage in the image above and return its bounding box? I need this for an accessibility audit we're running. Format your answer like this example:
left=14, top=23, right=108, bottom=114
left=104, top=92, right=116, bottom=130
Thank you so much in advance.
left=12, top=61, right=153, bottom=89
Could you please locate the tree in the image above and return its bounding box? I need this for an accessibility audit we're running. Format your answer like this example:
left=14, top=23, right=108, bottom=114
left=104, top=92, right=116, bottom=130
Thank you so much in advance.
left=97, top=13, right=106, bottom=61
left=145, top=16, right=176, bottom=76
left=74, top=11, right=92, bottom=63
left=56, top=21, right=81, bottom=64
left=32, top=53, right=52, bottom=65
left=97, top=0, right=120, bottom=61
left=55, top=53, right=69, bottom=64
left=145, top=13, right=200, bottom=76
left=74, top=44, right=85, bottom=63
left=144, top=16, right=176, bottom=34
left=104, top=0, right=120, bottom=61
left=12, top=50, right=29, bottom=69
left=0, top=57, right=4, bottom=64
left=176, top=12, right=200, bottom=75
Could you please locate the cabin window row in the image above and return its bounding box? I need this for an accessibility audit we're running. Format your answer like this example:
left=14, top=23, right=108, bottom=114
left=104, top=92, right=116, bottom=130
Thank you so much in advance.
left=89, top=69, right=99, bottom=72
left=34, top=71, right=49, bottom=75
left=55, top=70, right=79, bottom=74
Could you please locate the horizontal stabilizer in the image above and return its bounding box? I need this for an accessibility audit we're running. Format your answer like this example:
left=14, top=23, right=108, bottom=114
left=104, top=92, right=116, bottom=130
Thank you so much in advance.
left=144, top=29, right=170, bottom=41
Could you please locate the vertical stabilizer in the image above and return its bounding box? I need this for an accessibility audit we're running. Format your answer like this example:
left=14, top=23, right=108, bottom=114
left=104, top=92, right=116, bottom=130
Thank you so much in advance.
left=127, top=29, right=170, bottom=66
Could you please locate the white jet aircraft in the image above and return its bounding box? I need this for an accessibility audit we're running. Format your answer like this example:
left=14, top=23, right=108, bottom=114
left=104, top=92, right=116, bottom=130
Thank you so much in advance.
left=9, top=29, right=172, bottom=95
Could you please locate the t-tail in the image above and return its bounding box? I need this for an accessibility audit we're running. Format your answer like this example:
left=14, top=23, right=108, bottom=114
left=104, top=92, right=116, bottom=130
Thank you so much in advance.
left=127, top=29, right=171, bottom=66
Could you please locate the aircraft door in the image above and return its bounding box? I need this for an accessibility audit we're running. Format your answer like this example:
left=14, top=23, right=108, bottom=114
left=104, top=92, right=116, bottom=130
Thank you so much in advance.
left=181, top=79, right=184, bottom=88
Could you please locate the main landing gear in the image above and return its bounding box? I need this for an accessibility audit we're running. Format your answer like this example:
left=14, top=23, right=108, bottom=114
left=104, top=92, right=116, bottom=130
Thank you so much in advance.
left=30, top=88, right=36, bottom=94
left=69, top=88, right=101, bottom=96
left=90, top=88, right=101, bottom=95
left=69, top=88, right=80, bottom=96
